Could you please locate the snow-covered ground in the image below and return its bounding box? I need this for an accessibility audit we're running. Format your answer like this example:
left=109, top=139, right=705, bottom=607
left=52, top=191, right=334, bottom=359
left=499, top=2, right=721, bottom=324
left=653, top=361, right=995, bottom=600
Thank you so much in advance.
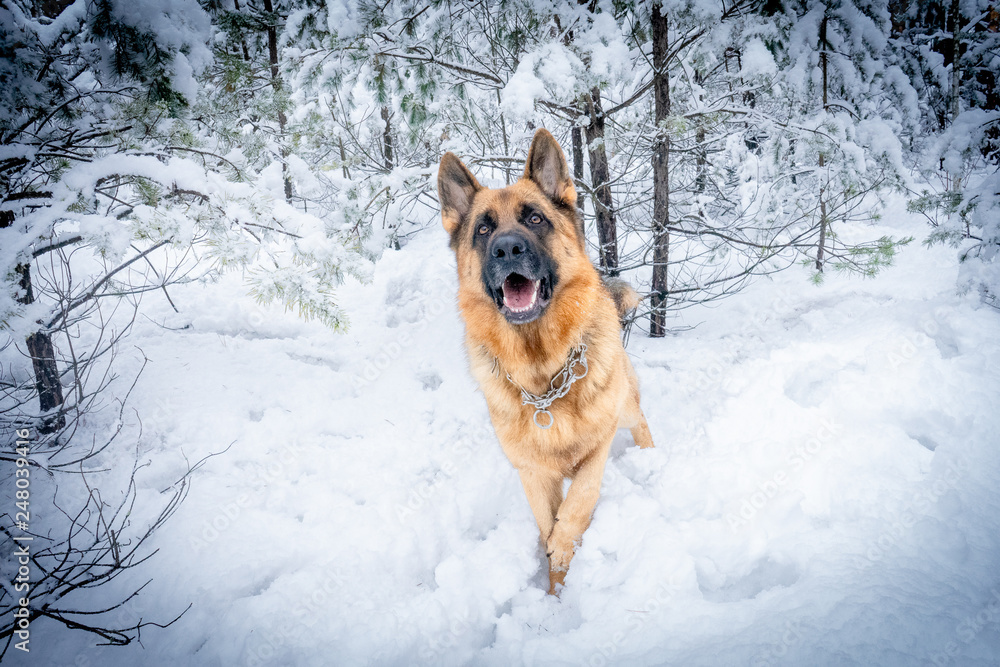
left=14, top=199, right=1000, bottom=666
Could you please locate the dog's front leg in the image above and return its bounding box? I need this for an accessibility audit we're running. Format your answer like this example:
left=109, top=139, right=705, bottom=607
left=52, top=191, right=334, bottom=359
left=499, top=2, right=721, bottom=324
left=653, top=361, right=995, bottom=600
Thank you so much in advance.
left=517, top=466, right=564, bottom=549
left=545, top=434, right=613, bottom=594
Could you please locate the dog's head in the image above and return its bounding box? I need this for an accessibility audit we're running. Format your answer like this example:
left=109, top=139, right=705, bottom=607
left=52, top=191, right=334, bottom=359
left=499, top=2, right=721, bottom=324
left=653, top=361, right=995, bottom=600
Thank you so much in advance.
left=438, top=129, right=590, bottom=327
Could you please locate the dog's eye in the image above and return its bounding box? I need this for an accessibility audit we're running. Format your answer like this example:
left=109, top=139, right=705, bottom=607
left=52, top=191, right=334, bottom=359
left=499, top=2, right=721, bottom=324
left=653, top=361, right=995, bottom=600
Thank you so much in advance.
left=528, top=212, right=543, bottom=225
left=477, top=224, right=491, bottom=235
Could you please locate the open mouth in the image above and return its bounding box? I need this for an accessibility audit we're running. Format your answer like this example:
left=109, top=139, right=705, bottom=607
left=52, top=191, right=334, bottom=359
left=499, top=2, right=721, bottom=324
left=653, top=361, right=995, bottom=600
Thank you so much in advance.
left=492, top=272, right=552, bottom=324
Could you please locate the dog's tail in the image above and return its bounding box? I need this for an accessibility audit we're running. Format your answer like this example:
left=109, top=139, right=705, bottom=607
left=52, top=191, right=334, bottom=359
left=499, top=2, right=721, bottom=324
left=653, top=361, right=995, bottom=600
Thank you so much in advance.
left=602, top=277, right=640, bottom=322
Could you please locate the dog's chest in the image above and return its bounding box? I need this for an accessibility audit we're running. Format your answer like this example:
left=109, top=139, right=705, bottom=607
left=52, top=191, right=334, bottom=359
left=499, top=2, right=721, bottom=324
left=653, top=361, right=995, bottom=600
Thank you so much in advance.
left=477, top=366, right=605, bottom=465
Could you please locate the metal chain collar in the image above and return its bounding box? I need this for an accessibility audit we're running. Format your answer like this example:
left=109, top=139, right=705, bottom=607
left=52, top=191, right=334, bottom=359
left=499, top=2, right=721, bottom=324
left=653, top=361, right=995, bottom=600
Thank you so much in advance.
left=496, top=343, right=589, bottom=429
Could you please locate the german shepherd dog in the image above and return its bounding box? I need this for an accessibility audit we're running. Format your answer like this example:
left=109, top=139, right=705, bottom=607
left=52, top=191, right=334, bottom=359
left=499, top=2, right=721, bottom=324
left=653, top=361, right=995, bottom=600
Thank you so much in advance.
left=438, top=129, right=655, bottom=594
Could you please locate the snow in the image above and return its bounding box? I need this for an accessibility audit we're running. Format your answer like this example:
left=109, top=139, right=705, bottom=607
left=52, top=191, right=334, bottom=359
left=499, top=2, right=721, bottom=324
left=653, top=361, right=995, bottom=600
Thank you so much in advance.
left=501, top=44, right=581, bottom=119
left=572, top=12, right=633, bottom=87
left=9, top=199, right=1000, bottom=666
left=500, top=12, right=631, bottom=119
left=325, top=0, right=361, bottom=41
left=23, top=0, right=87, bottom=47
left=740, top=39, right=778, bottom=78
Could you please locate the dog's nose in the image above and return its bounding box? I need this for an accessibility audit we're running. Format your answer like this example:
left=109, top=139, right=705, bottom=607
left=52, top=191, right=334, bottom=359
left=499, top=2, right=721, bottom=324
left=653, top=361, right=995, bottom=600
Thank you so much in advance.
left=490, top=232, right=529, bottom=259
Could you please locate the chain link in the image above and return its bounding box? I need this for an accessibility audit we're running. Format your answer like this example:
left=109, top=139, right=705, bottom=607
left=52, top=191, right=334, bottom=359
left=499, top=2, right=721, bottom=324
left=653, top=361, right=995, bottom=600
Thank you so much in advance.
left=500, top=343, right=588, bottom=429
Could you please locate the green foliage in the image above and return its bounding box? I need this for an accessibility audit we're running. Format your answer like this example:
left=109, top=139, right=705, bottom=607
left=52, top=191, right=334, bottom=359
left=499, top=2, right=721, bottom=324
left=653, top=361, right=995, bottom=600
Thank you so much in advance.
left=836, top=236, right=914, bottom=276
left=185, top=0, right=375, bottom=331
left=134, top=177, right=162, bottom=207
left=909, top=189, right=981, bottom=252
left=248, top=264, right=348, bottom=331
left=89, top=0, right=188, bottom=111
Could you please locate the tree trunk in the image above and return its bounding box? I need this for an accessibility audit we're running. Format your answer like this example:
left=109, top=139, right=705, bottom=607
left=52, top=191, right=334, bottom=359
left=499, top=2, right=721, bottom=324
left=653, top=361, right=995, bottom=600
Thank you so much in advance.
left=27, top=331, right=65, bottom=429
left=572, top=125, right=585, bottom=214
left=949, top=0, right=962, bottom=192
left=816, top=14, right=829, bottom=273
left=695, top=126, right=706, bottom=193
left=497, top=89, right=511, bottom=185
left=262, top=0, right=293, bottom=203
left=338, top=136, right=350, bottom=179
left=816, top=152, right=828, bottom=272
left=35, top=0, right=73, bottom=19
left=820, top=15, right=829, bottom=111
left=560, top=18, right=584, bottom=212
left=650, top=3, right=670, bottom=337
left=381, top=105, right=394, bottom=170
left=584, top=87, right=619, bottom=275
left=1, top=210, right=65, bottom=432
left=326, top=101, right=352, bottom=179
left=232, top=0, right=251, bottom=62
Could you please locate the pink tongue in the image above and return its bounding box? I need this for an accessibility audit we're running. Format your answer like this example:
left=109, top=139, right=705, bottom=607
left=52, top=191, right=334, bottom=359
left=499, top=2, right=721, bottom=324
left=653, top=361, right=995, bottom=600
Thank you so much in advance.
left=503, top=274, right=536, bottom=309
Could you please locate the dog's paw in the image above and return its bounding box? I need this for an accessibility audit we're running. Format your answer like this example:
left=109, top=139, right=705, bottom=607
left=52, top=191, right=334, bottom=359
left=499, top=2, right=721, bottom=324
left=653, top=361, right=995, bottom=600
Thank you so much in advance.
left=548, top=568, right=566, bottom=595
left=545, top=526, right=577, bottom=577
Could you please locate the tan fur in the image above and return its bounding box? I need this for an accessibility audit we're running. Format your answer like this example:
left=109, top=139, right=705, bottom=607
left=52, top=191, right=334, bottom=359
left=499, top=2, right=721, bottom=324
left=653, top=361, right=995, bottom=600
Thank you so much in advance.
left=439, top=129, right=654, bottom=595
left=602, top=277, right=640, bottom=321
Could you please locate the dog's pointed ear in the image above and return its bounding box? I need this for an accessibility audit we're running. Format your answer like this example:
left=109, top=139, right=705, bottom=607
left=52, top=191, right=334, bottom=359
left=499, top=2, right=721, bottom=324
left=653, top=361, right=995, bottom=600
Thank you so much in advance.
left=523, top=129, right=576, bottom=208
left=438, top=152, right=481, bottom=237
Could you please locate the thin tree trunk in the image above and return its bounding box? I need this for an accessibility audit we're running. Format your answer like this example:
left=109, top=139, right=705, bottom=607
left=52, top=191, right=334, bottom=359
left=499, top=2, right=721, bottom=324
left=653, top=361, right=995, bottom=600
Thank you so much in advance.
left=262, top=0, right=293, bottom=203
left=326, top=100, right=351, bottom=179
left=27, top=331, right=65, bottom=431
left=1, top=210, right=65, bottom=432
left=232, top=0, right=251, bottom=62
left=816, top=152, right=828, bottom=272
left=572, top=125, right=584, bottom=214
left=338, top=136, right=350, bottom=179
left=584, top=87, right=619, bottom=275
left=650, top=2, right=670, bottom=337
left=559, top=17, right=584, bottom=212
left=695, top=126, right=706, bottom=193
left=497, top=89, right=511, bottom=185
left=949, top=0, right=962, bottom=192
left=816, top=15, right=829, bottom=273
left=381, top=105, right=394, bottom=170
left=36, top=0, right=73, bottom=19
left=820, top=15, right=829, bottom=111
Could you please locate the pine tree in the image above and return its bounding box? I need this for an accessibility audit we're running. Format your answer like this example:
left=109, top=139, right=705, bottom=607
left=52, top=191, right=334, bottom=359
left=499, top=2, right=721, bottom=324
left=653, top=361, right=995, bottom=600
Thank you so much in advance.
left=1, top=0, right=214, bottom=430
left=896, top=0, right=1000, bottom=304
left=744, top=0, right=915, bottom=284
